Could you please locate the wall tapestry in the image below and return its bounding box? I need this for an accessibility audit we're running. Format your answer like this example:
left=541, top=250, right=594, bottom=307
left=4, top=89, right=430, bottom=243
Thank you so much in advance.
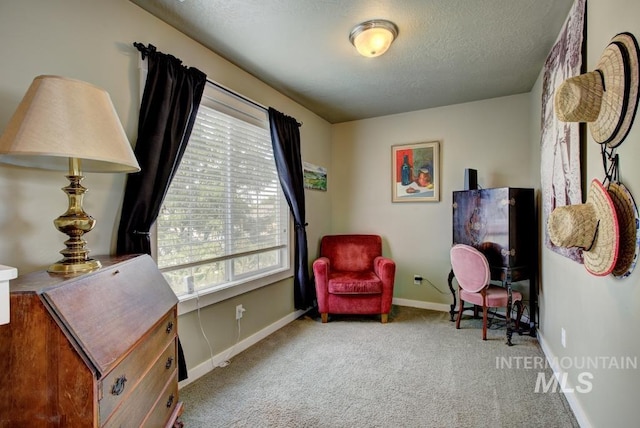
left=540, top=0, right=586, bottom=262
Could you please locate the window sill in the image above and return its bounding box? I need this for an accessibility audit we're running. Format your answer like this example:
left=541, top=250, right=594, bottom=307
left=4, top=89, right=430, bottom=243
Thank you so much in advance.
left=176, top=267, right=293, bottom=316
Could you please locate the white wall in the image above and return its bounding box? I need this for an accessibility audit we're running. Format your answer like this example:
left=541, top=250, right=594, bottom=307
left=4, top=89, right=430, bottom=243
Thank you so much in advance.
left=0, top=0, right=332, bottom=375
left=532, top=0, right=640, bottom=426
left=331, top=94, right=533, bottom=306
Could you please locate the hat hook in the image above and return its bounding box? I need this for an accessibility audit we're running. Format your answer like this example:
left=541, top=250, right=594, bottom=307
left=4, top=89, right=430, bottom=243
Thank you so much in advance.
left=600, top=144, right=620, bottom=186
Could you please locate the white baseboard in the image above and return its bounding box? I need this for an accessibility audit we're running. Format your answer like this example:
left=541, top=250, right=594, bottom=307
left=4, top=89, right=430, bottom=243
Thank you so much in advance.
left=537, top=331, right=591, bottom=428
left=392, top=297, right=452, bottom=313
left=179, top=308, right=307, bottom=389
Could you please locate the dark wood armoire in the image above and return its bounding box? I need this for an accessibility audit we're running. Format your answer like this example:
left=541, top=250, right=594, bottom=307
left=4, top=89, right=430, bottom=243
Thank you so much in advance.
left=449, top=187, right=537, bottom=342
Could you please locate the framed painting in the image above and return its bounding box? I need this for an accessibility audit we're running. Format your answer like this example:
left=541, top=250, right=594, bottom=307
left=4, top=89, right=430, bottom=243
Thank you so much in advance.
left=392, top=141, right=440, bottom=202
left=303, top=161, right=327, bottom=191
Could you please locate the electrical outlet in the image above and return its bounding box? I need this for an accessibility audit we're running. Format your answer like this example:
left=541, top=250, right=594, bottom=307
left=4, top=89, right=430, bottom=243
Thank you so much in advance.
left=413, top=275, right=423, bottom=285
left=236, top=304, right=245, bottom=320
left=561, top=327, right=566, bottom=348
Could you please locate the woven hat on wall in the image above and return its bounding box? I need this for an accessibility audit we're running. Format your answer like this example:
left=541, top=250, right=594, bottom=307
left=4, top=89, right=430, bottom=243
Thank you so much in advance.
left=608, top=182, right=640, bottom=278
left=554, top=32, right=640, bottom=148
left=548, top=179, right=619, bottom=276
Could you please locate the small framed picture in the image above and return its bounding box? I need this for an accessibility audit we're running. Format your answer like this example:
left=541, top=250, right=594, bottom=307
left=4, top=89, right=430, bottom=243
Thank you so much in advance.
left=391, top=141, right=440, bottom=202
left=303, top=161, right=327, bottom=191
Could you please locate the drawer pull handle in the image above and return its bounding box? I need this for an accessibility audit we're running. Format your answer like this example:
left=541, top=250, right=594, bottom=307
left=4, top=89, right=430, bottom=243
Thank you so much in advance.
left=166, top=394, right=175, bottom=408
left=111, top=375, right=127, bottom=396
left=165, top=356, right=174, bottom=369
left=166, top=321, right=174, bottom=334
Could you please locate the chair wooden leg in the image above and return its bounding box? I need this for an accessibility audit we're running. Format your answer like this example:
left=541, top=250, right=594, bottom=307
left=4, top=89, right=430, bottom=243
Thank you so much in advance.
left=321, top=313, right=328, bottom=323
left=482, top=306, right=488, bottom=340
left=456, top=297, right=463, bottom=329
left=515, top=301, right=523, bottom=331
left=381, top=313, right=388, bottom=323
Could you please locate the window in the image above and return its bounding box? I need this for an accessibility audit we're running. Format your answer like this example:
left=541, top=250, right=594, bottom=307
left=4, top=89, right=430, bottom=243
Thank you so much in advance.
left=155, top=83, right=290, bottom=299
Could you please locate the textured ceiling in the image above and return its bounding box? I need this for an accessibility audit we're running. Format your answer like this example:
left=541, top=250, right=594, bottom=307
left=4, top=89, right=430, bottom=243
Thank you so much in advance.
left=130, top=0, right=575, bottom=124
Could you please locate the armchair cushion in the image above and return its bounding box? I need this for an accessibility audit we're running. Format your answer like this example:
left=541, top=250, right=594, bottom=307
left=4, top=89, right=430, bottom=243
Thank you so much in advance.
left=460, top=285, right=522, bottom=307
left=328, top=271, right=382, bottom=294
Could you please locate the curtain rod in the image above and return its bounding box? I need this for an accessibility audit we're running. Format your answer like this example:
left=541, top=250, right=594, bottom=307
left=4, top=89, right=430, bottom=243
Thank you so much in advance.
left=206, top=79, right=267, bottom=112
left=134, top=42, right=156, bottom=60
left=134, top=42, right=301, bottom=126
left=207, top=79, right=302, bottom=127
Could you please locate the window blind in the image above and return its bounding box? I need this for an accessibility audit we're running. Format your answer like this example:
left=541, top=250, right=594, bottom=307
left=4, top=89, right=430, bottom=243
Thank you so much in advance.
left=156, top=84, right=289, bottom=296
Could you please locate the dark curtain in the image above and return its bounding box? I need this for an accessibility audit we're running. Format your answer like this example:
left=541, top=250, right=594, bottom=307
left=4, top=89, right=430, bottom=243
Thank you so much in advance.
left=117, top=43, right=207, bottom=381
left=268, top=107, right=314, bottom=310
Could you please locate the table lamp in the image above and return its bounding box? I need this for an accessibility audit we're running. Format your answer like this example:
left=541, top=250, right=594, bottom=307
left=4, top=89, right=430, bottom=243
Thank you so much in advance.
left=0, top=75, right=140, bottom=274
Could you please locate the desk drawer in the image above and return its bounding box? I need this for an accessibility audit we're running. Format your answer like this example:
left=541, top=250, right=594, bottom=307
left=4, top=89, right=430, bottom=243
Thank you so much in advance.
left=142, top=372, right=180, bottom=428
left=99, top=309, right=177, bottom=425
left=102, top=339, right=177, bottom=427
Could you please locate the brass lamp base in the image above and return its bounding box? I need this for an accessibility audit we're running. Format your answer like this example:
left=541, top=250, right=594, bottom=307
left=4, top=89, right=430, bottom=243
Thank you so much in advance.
left=47, top=158, right=102, bottom=275
left=49, top=258, right=102, bottom=275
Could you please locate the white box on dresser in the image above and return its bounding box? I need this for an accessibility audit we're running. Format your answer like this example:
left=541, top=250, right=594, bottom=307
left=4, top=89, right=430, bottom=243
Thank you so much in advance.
left=0, top=265, right=17, bottom=325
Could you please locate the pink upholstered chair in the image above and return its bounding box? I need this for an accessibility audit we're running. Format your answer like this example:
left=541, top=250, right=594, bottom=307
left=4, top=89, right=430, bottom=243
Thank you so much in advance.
left=450, top=244, right=523, bottom=340
left=313, top=234, right=396, bottom=323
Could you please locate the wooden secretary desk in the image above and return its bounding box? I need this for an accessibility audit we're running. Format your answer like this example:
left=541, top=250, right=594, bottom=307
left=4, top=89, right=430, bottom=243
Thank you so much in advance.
left=0, top=254, right=183, bottom=427
left=448, top=187, right=537, bottom=345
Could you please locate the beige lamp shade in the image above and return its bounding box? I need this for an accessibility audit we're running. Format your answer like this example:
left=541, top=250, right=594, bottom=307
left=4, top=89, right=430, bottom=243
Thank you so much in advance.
left=350, top=19, right=399, bottom=58
left=0, top=75, right=140, bottom=173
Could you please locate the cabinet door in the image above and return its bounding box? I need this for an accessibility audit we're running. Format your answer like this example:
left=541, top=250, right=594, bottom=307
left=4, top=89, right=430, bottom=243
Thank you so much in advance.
left=453, top=188, right=509, bottom=267
left=453, top=188, right=534, bottom=268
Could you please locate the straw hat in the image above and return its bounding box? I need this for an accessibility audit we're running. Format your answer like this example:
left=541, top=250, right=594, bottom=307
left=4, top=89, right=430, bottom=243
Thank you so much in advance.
left=548, top=179, right=619, bottom=276
left=608, top=182, right=639, bottom=278
left=555, top=32, right=640, bottom=148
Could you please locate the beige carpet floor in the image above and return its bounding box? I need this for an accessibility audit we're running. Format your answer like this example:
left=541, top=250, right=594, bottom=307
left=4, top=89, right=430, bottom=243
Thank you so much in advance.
left=179, top=305, right=578, bottom=427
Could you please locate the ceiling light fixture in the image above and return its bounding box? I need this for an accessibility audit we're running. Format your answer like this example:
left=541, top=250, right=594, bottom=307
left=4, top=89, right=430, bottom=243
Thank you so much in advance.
left=349, top=19, right=399, bottom=58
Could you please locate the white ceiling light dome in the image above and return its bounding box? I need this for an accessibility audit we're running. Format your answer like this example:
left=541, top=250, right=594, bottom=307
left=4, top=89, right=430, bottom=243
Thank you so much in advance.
left=349, top=19, right=399, bottom=58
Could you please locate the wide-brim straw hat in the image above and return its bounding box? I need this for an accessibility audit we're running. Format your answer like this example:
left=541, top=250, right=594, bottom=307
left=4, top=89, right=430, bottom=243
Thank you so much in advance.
left=555, top=32, right=640, bottom=148
left=608, top=182, right=639, bottom=278
left=548, top=179, right=619, bottom=276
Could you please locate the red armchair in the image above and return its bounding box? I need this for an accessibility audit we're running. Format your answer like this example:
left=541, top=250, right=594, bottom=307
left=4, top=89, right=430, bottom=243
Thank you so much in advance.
left=313, top=234, right=396, bottom=323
